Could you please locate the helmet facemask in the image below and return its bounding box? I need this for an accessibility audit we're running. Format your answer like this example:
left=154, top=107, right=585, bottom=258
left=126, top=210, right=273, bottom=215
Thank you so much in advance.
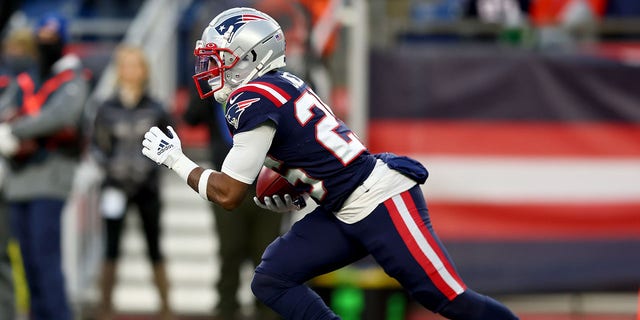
left=192, top=40, right=239, bottom=100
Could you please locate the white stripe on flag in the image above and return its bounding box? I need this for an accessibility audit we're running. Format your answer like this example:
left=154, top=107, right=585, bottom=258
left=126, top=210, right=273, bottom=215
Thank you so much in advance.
left=415, top=155, right=640, bottom=203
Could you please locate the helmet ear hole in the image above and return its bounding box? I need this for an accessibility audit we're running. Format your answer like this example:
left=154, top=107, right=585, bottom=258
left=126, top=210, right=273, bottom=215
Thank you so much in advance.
left=236, top=59, right=251, bottom=70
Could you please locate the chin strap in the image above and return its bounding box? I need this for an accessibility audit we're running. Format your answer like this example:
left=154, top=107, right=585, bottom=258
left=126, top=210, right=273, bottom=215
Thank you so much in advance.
left=214, top=84, right=233, bottom=104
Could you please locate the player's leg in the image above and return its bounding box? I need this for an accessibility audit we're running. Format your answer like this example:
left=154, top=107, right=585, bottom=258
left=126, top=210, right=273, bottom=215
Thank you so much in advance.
left=342, top=185, right=518, bottom=320
left=27, top=199, right=71, bottom=320
left=136, top=187, right=163, bottom=263
left=100, top=194, right=127, bottom=319
left=251, top=206, right=368, bottom=320
left=8, top=202, right=41, bottom=315
left=0, top=196, right=14, bottom=320
left=135, top=187, right=172, bottom=318
left=245, top=190, right=283, bottom=320
left=438, top=288, right=519, bottom=320
left=212, top=201, right=248, bottom=318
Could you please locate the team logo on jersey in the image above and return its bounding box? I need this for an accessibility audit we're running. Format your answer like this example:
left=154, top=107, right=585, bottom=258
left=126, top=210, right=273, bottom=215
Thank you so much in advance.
left=215, top=14, right=267, bottom=42
left=225, top=97, right=261, bottom=129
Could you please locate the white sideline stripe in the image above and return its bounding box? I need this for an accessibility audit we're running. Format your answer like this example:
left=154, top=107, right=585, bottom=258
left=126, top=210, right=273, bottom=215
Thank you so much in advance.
left=414, top=155, right=640, bottom=203
left=391, top=195, right=465, bottom=295
left=244, top=83, right=288, bottom=104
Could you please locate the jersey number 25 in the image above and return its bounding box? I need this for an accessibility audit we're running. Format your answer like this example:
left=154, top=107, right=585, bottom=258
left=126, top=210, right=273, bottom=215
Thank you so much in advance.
left=284, top=73, right=366, bottom=166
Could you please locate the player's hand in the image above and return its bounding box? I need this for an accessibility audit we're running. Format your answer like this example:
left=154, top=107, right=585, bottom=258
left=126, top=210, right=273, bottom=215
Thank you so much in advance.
left=0, top=123, right=19, bottom=157
left=141, top=126, right=184, bottom=168
left=254, top=194, right=306, bottom=213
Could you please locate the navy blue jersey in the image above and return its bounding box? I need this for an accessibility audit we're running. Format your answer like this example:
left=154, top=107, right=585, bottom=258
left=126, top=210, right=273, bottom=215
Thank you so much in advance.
left=225, top=71, right=376, bottom=212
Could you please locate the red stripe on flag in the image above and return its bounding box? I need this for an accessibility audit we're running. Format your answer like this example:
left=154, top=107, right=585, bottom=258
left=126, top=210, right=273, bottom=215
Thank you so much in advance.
left=385, top=195, right=461, bottom=300
left=428, top=201, right=640, bottom=240
left=368, top=120, right=640, bottom=157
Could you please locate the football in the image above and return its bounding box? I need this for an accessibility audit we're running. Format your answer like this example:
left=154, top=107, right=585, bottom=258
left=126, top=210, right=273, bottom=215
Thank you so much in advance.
left=255, top=166, right=301, bottom=203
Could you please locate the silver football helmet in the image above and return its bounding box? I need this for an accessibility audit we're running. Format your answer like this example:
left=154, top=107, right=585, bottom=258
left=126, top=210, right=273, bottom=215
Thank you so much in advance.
left=193, top=7, right=286, bottom=103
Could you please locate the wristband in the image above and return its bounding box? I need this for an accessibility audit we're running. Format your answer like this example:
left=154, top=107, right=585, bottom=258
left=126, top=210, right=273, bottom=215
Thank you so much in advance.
left=199, top=169, right=213, bottom=200
left=171, top=154, right=198, bottom=182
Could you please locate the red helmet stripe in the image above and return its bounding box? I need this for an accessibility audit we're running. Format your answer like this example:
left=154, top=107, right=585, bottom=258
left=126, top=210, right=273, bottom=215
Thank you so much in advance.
left=242, top=14, right=267, bottom=21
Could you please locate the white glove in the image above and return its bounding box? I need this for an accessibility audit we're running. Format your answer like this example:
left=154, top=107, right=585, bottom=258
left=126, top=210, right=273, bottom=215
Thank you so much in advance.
left=0, top=123, right=19, bottom=157
left=254, top=194, right=306, bottom=213
left=141, top=126, right=184, bottom=168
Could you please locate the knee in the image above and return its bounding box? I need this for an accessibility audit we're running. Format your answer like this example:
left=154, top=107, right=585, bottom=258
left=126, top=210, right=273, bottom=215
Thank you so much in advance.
left=438, top=289, right=484, bottom=318
left=439, top=289, right=519, bottom=320
left=251, top=271, right=294, bottom=304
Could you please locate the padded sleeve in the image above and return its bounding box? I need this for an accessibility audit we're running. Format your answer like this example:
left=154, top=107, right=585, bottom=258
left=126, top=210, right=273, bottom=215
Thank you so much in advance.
left=221, top=122, right=276, bottom=184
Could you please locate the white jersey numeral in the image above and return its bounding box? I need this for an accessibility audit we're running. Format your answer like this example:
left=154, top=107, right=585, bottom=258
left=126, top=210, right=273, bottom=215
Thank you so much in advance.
left=285, top=168, right=326, bottom=200
left=264, top=158, right=327, bottom=200
left=282, top=72, right=305, bottom=89
left=294, top=90, right=366, bottom=165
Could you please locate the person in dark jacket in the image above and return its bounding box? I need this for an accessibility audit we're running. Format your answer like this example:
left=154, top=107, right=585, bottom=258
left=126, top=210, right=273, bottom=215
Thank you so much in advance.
left=92, top=44, right=174, bottom=320
left=0, top=26, right=34, bottom=320
left=183, top=89, right=283, bottom=320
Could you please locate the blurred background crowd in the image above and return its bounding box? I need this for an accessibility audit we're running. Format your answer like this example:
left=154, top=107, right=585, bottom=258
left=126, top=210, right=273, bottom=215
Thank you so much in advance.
left=0, top=0, right=639, bottom=319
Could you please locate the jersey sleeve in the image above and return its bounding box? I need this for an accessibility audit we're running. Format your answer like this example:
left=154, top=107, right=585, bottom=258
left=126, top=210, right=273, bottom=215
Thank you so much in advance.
left=221, top=123, right=276, bottom=184
left=224, top=81, right=291, bottom=135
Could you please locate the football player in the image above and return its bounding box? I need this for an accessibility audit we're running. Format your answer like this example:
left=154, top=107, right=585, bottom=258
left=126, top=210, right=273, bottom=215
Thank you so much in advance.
left=142, top=7, right=519, bottom=320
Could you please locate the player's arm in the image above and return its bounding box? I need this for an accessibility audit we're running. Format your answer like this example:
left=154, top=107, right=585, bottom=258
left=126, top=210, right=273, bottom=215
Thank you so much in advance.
left=142, top=123, right=275, bottom=211
left=190, top=123, right=276, bottom=209
left=185, top=167, right=249, bottom=210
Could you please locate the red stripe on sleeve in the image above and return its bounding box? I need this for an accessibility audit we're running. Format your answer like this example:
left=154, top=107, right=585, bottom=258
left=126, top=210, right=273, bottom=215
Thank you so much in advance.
left=253, top=81, right=291, bottom=100
left=232, top=85, right=282, bottom=106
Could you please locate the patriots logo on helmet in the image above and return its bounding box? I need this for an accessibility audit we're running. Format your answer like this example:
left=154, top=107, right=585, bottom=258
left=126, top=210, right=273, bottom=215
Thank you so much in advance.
left=225, top=97, right=261, bottom=129
left=216, top=14, right=268, bottom=42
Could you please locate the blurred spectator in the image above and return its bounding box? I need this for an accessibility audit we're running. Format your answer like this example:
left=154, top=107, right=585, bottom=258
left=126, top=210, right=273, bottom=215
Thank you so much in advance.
left=182, top=90, right=283, bottom=320
left=0, top=29, right=19, bottom=320
left=0, top=154, right=12, bottom=320
left=0, top=27, right=37, bottom=113
left=183, top=3, right=284, bottom=318
left=473, top=0, right=533, bottom=46
left=256, top=0, right=334, bottom=110
left=78, top=0, right=145, bottom=18
left=0, top=0, right=23, bottom=35
left=91, top=44, right=174, bottom=320
left=254, top=0, right=310, bottom=77
left=605, top=0, right=640, bottom=16
left=529, top=0, right=607, bottom=49
left=0, top=13, right=89, bottom=320
left=411, top=0, right=468, bottom=24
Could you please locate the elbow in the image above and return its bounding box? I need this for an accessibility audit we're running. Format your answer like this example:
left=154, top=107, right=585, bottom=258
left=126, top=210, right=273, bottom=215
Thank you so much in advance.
left=218, top=200, right=239, bottom=211
left=208, top=175, right=249, bottom=211
left=216, top=194, right=244, bottom=211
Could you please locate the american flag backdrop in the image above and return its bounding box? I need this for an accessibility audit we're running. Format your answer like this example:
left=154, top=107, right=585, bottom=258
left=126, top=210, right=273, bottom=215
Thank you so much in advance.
left=367, top=48, right=640, bottom=293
